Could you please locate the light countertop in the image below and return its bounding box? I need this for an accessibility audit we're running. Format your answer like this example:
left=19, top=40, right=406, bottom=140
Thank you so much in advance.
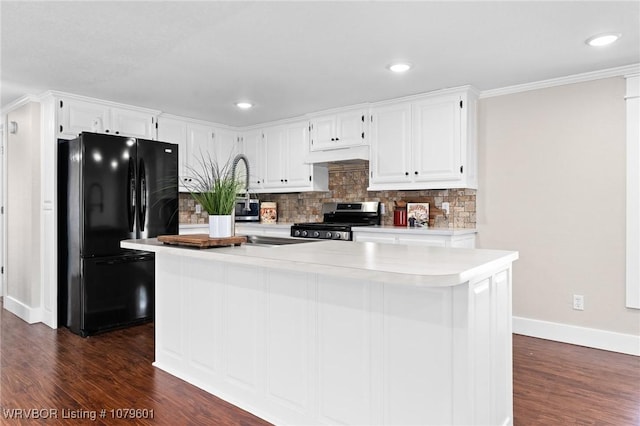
left=352, top=225, right=476, bottom=236
left=180, top=222, right=477, bottom=236
left=122, top=238, right=516, bottom=287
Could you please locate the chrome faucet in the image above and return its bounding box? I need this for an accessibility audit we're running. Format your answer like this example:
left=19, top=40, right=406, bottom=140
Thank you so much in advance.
left=231, top=154, right=251, bottom=211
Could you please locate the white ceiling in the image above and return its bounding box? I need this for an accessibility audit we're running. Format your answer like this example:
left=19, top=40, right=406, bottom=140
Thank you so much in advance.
left=1, top=1, right=638, bottom=127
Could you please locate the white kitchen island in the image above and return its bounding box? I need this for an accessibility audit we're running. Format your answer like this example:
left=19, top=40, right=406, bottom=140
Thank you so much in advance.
left=122, top=238, right=518, bottom=426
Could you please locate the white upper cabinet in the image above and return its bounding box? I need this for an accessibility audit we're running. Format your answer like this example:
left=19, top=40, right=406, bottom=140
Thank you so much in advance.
left=238, top=129, right=265, bottom=191
left=57, top=97, right=157, bottom=140
left=212, top=126, right=239, bottom=167
left=262, top=125, right=287, bottom=189
left=309, top=108, right=368, bottom=151
left=157, top=116, right=188, bottom=186
left=286, top=122, right=314, bottom=187
left=369, top=102, right=412, bottom=184
left=369, top=87, right=477, bottom=190
left=187, top=122, right=215, bottom=181
left=157, top=114, right=238, bottom=191
left=261, top=120, right=328, bottom=193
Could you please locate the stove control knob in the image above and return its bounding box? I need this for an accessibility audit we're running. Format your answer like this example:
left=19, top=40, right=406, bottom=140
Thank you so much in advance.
left=293, top=230, right=301, bottom=237
left=313, top=231, right=320, bottom=238
left=301, top=230, right=308, bottom=237
left=334, top=233, right=341, bottom=239
left=326, top=232, right=332, bottom=238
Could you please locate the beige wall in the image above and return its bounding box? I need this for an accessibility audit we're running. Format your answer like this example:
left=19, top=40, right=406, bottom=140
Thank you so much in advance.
left=477, top=77, right=639, bottom=335
left=6, top=102, right=41, bottom=307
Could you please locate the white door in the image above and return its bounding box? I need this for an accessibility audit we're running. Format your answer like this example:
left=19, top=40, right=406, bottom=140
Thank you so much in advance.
left=240, top=129, right=265, bottom=190
left=285, top=122, right=312, bottom=187
left=336, top=109, right=365, bottom=147
left=262, top=126, right=286, bottom=189
left=58, top=98, right=110, bottom=138
left=212, top=126, right=238, bottom=168
left=370, top=102, right=412, bottom=184
left=310, top=116, right=335, bottom=151
left=186, top=123, right=215, bottom=186
left=157, top=117, right=188, bottom=182
left=110, top=108, right=155, bottom=139
left=412, top=95, right=462, bottom=182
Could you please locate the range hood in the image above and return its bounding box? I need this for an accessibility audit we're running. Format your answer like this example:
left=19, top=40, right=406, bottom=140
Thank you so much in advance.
left=304, top=145, right=370, bottom=164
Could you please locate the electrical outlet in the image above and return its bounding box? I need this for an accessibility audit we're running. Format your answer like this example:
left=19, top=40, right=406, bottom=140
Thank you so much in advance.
left=573, top=294, right=584, bottom=311
left=195, top=204, right=202, bottom=214
left=442, top=202, right=450, bottom=215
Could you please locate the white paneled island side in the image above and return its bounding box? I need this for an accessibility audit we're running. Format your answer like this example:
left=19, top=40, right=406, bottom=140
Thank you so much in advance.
left=122, top=238, right=518, bottom=426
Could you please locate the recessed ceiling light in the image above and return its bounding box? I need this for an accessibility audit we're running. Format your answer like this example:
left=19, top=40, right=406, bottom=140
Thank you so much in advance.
left=236, top=102, right=253, bottom=109
left=585, top=33, right=621, bottom=47
left=388, top=63, right=412, bottom=73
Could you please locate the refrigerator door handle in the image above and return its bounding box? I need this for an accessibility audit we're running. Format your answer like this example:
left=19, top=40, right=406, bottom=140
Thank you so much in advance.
left=139, top=159, right=147, bottom=232
left=128, top=158, right=136, bottom=232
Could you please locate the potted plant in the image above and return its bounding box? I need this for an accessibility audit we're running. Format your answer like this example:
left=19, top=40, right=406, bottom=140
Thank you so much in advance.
left=183, top=153, right=245, bottom=238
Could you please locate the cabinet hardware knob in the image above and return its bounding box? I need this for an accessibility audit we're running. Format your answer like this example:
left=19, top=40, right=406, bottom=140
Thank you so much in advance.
left=405, top=172, right=409, bottom=176
left=414, top=171, right=418, bottom=175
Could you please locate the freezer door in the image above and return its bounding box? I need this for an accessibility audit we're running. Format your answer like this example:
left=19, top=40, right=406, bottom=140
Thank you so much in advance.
left=76, top=254, right=155, bottom=336
left=137, top=139, right=179, bottom=238
left=80, top=133, right=138, bottom=257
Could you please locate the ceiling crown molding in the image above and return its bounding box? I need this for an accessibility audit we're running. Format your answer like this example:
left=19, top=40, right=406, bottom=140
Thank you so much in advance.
left=480, top=63, right=640, bottom=99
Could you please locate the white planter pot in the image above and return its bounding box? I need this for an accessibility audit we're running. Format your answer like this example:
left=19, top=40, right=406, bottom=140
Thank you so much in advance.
left=208, top=215, right=233, bottom=238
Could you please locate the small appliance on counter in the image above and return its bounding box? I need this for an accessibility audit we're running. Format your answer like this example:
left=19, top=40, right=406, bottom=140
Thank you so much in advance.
left=291, top=201, right=380, bottom=241
left=234, top=198, right=260, bottom=222
left=260, top=202, right=277, bottom=223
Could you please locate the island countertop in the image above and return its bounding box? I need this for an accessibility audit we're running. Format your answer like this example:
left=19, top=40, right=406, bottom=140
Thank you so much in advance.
left=122, top=238, right=518, bottom=287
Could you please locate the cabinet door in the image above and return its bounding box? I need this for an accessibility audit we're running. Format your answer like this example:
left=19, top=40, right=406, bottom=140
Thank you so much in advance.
left=58, top=99, right=110, bottom=138
left=110, top=108, right=155, bottom=139
left=370, top=103, right=412, bottom=184
left=262, top=126, right=286, bottom=189
left=397, top=235, right=447, bottom=247
left=212, top=126, right=238, bottom=167
left=186, top=123, right=215, bottom=185
left=285, top=122, right=312, bottom=187
left=412, top=95, right=462, bottom=182
left=352, top=232, right=396, bottom=244
left=157, top=117, right=188, bottom=184
left=310, top=116, right=335, bottom=151
left=336, top=110, right=366, bottom=147
left=239, top=130, right=265, bottom=190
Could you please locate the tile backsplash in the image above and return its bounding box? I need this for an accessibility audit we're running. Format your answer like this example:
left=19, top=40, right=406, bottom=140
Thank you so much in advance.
left=179, top=161, right=476, bottom=228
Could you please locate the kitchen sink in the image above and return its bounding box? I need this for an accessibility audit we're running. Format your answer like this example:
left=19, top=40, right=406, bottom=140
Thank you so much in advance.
left=241, top=235, right=319, bottom=247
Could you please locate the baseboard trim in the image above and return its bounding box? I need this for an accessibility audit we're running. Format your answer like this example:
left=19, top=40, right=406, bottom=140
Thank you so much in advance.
left=513, top=316, right=640, bottom=356
left=3, top=296, right=43, bottom=324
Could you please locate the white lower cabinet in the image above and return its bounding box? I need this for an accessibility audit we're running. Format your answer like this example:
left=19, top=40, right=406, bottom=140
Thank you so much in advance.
left=353, top=228, right=476, bottom=248
left=153, top=252, right=513, bottom=426
left=234, top=223, right=291, bottom=238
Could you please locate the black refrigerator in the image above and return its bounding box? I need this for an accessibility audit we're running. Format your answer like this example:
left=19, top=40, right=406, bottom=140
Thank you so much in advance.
left=58, top=132, right=178, bottom=336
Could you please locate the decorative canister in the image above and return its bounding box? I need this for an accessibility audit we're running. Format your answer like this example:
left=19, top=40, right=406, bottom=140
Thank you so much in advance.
left=260, top=202, right=277, bottom=224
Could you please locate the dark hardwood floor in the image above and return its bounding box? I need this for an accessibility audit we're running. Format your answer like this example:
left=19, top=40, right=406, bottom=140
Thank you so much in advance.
left=1, top=304, right=638, bottom=425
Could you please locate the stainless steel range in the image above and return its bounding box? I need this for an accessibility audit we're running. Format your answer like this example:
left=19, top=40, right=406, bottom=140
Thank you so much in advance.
left=290, top=201, right=380, bottom=240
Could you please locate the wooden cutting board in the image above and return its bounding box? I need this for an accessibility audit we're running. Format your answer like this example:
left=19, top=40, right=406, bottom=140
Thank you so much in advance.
left=158, top=234, right=247, bottom=248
